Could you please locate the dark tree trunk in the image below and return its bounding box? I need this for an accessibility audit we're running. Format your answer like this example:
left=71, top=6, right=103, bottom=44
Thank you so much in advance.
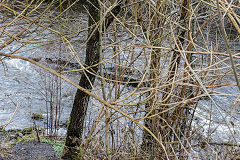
left=63, top=1, right=100, bottom=159
left=63, top=1, right=121, bottom=159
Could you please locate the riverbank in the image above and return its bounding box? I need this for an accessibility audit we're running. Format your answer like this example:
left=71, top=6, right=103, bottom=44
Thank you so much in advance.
left=0, top=130, right=62, bottom=160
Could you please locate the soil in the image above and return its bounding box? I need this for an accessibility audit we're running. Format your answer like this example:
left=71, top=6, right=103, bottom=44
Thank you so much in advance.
left=0, top=132, right=61, bottom=160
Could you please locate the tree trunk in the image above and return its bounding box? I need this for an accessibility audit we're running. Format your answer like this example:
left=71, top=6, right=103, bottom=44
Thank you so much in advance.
left=141, top=1, right=166, bottom=157
left=142, top=0, right=189, bottom=158
left=63, top=1, right=100, bottom=159
left=63, top=1, right=121, bottom=159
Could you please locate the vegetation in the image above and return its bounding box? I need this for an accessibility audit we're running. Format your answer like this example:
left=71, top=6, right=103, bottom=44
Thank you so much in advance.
left=42, top=138, right=64, bottom=155
left=31, top=113, right=44, bottom=120
left=22, top=127, right=34, bottom=133
left=0, top=0, right=240, bottom=159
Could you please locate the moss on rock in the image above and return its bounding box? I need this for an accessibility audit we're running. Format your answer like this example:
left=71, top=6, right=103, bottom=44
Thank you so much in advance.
left=31, top=113, right=44, bottom=120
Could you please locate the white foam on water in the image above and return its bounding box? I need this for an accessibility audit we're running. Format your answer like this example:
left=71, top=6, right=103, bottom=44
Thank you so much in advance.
left=5, top=59, right=38, bottom=75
